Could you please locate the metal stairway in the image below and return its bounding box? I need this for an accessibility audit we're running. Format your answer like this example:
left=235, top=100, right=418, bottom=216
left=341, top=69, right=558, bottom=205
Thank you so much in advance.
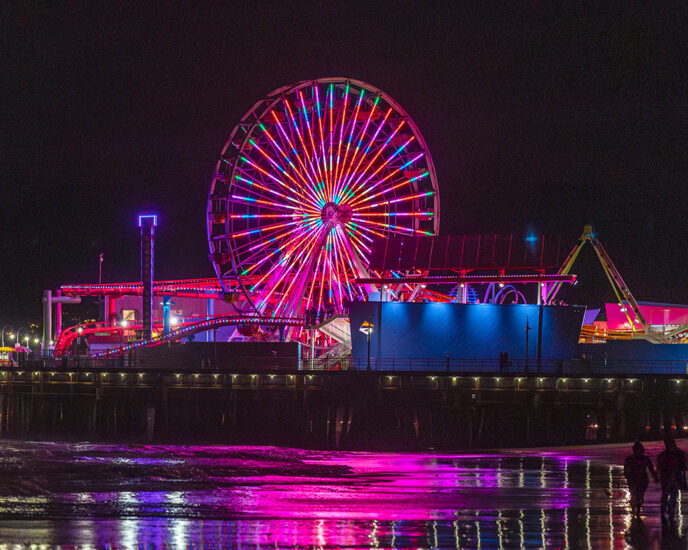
left=314, top=315, right=352, bottom=369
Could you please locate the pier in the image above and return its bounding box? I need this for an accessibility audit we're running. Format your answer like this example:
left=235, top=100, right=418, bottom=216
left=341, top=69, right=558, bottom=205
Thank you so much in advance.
left=1, top=361, right=686, bottom=450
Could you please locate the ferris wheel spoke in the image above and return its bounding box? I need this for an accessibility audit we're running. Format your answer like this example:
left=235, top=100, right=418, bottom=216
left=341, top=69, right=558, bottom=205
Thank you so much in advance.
left=237, top=246, right=284, bottom=277
left=337, top=225, right=375, bottom=288
left=317, top=245, right=329, bottom=312
left=229, top=190, right=307, bottom=214
left=233, top=173, right=315, bottom=210
left=269, top=111, right=319, bottom=190
left=339, top=120, right=407, bottom=200
left=331, top=229, right=358, bottom=301
left=364, top=189, right=435, bottom=210
left=237, top=153, right=316, bottom=207
left=231, top=219, right=315, bottom=254
left=350, top=156, right=427, bottom=205
left=343, top=225, right=373, bottom=255
left=332, top=83, right=351, bottom=188
left=293, top=235, right=331, bottom=314
left=297, top=90, right=328, bottom=189
left=347, top=220, right=383, bottom=241
left=338, top=90, right=365, bottom=175
left=339, top=95, right=381, bottom=188
left=314, top=84, right=331, bottom=196
left=353, top=211, right=434, bottom=218
left=252, top=220, right=322, bottom=281
left=352, top=135, right=416, bottom=195
left=334, top=108, right=394, bottom=199
left=354, top=217, right=433, bottom=237
left=326, top=236, right=345, bottom=307
left=271, top=112, right=327, bottom=208
left=254, top=226, right=325, bottom=308
left=232, top=218, right=320, bottom=259
left=230, top=219, right=303, bottom=240
left=281, top=97, right=325, bottom=203
left=246, top=134, right=316, bottom=203
left=324, top=231, right=345, bottom=310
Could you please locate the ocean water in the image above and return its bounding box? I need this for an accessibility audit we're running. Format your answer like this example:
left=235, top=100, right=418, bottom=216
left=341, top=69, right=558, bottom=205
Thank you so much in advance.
left=0, top=440, right=683, bottom=548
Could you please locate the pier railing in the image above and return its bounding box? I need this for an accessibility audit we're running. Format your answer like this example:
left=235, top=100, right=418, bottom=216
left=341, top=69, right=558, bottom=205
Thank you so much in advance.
left=14, top=354, right=688, bottom=376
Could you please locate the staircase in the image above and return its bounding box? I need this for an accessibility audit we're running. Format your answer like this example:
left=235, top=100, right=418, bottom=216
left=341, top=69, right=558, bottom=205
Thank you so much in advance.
left=314, top=315, right=352, bottom=369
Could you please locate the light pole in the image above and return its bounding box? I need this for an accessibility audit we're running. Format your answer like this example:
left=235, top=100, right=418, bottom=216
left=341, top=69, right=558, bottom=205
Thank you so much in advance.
left=1, top=325, right=13, bottom=347
left=99, top=252, right=104, bottom=322
left=359, top=319, right=375, bottom=371
left=15, top=327, right=28, bottom=348
left=525, top=316, right=531, bottom=374
left=76, top=326, right=84, bottom=368
left=120, top=320, right=128, bottom=347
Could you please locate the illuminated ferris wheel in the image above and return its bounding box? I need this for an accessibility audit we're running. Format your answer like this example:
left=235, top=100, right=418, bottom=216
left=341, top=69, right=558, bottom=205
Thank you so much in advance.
left=207, top=78, right=440, bottom=319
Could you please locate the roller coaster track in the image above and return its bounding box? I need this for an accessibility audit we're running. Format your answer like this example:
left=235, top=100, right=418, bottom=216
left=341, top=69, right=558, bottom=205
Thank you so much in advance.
left=53, top=315, right=303, bottom=358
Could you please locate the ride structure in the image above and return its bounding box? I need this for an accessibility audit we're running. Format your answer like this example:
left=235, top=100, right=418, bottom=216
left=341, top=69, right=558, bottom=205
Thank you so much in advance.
left=207, top=78, right=440, bottom=325
left=42, top=78, right=685, bottom=361
left=548, top=225, right=688, bottom=343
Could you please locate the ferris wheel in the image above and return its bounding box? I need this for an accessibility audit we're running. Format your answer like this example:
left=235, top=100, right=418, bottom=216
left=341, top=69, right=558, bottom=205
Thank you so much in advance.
left=207, top=78, right=440, bottom=319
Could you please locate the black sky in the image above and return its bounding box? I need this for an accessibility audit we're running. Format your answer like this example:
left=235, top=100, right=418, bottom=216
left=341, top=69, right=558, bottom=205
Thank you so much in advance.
left=2, top=2, right=687, bottom=325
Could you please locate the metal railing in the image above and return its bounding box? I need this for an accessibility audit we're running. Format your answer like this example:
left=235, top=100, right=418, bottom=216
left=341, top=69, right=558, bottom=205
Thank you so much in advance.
left=9, top=354, right=688, bottom=376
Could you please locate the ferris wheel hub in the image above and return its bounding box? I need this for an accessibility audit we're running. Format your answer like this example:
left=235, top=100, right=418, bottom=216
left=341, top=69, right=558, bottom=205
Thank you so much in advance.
left=321, top=202, right=353, bottom=226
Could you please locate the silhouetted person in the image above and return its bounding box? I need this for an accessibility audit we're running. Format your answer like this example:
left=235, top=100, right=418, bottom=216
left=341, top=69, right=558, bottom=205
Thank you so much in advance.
left=624, top=440, right=657, bottom=517
left=445, top=352, right=450, bottom=371
left=657, top=435, right=687, bottom=522
left=499, top=352, right=505, bottom=372
left=504, top=352, right=509, bottom=373
left=624, top=517, right=649, bottom=549
left=661, top=519, right=687, bottom=549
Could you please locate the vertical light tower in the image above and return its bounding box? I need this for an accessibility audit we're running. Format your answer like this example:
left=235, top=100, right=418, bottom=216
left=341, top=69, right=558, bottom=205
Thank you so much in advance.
left=138, top=214, right=157, bottom=340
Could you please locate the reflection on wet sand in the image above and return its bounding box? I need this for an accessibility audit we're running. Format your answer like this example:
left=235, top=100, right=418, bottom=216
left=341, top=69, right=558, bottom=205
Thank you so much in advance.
left=0, top=441, right=683, bottom=547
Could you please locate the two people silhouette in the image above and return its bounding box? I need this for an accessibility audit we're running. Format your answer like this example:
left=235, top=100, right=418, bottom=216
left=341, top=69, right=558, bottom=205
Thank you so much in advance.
left=624, top=436, right=687, bottom=521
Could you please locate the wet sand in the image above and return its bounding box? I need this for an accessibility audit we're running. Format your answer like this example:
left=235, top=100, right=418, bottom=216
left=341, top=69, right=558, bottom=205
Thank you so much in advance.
left=0, top=439, right=684, bottom=548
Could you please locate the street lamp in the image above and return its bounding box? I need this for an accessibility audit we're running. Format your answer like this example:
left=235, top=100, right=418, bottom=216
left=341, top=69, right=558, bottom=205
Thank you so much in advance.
left=1, top=325, right=14, bottom=347
left=15, top=327, right=28, bottom=348
left=76, top=326, right=84, bottom=368
left=359, top=320, right=375, bottom=371
left=120, top=320, right=128, bottom=346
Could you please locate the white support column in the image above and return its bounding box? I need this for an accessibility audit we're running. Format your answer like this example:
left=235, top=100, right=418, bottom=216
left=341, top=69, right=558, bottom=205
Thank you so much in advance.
left=55, top=290, right=62, bottom=340
left=42, top=290, right=52, bottom=352
left=206, top=298, right=214, bottom=342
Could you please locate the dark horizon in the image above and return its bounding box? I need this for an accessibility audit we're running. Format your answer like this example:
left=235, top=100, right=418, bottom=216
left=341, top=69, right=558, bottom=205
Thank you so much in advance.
left=2, top=3, right=686, bottom=325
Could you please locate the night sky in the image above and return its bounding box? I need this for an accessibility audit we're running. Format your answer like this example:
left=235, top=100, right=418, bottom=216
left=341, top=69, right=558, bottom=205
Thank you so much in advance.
left=2, top=3, right=686, bottom=325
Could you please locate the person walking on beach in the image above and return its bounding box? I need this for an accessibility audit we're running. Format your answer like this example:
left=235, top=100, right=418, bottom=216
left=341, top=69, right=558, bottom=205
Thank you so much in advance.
left=657, top=435, right=687, bottom=522
left=624, top=440, right=657, bottom=517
